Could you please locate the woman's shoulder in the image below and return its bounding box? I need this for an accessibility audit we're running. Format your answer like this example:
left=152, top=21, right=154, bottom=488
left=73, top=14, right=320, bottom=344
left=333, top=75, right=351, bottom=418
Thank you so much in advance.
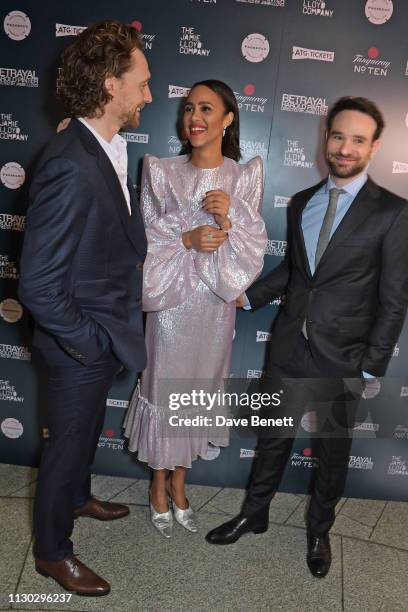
left=144, top=153, right=189, bottom=168
left=231, top=155, right=263, bottom=182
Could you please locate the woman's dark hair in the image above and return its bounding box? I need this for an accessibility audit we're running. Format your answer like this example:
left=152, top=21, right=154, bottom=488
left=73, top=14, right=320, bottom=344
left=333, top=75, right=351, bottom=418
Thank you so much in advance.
left=183, top=79, right=241, bottom=161
left=327, top=96, right=385, bottom=141
left=58, top=20, right=143, bottom=118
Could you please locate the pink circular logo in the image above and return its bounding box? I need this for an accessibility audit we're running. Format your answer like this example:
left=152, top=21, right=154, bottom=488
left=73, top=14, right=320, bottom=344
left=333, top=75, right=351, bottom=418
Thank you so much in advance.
left=303, top=447, right=313, bottom=457
left=244, top=83, right=255, bottom=96
left=105, top=429, right=115, bottom=438
left=131, top=20, right=142, bottom=32
left=368, top=47, right=379, bottom=58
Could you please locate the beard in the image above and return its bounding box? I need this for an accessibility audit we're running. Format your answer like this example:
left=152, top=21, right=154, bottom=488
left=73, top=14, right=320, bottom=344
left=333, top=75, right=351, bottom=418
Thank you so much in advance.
left=327, top=154, right=367, bottom=180
left=120, top=107, right=140, bottom=130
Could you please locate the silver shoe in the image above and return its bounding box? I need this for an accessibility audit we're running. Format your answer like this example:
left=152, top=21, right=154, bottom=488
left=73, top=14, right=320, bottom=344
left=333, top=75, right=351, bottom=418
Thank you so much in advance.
left=172, top=499, right=198, bottom=533
left=149, top=500, right=173, bottom=539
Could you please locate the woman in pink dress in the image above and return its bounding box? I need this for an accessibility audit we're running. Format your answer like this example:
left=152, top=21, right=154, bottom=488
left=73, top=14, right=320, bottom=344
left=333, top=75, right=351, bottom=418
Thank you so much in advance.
left=124, top=80, right=267, bottom=537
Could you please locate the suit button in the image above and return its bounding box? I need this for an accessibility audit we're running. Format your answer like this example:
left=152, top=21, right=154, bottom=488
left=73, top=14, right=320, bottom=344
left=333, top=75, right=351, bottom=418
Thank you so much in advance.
left=136, top=262, right=143, bottom=271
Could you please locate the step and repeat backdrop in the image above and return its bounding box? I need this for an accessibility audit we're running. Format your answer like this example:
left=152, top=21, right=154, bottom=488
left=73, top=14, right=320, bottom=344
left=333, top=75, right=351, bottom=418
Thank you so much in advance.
left=1, top=0, right=408, bottom=499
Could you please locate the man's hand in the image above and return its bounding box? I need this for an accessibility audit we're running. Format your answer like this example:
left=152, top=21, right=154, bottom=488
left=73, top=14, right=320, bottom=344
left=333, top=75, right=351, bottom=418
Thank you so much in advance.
left=236, top=293, right=248, bottom=308
left=202, top=189, right=232, bottom=231
left=182, top=225, right=228, bottom=252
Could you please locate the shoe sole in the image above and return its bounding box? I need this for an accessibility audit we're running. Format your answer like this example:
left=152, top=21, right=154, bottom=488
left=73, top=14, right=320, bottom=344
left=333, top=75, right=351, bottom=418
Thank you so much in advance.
left=205, top=524, right=268, bottom=545
left=35, top=568, right=111, bottom=597
left=74, top=512, right=129, bottom=521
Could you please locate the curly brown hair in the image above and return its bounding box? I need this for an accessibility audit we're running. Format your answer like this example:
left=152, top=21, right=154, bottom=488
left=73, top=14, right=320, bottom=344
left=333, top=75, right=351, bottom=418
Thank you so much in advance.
left=58, top=20, right=143, bottom=118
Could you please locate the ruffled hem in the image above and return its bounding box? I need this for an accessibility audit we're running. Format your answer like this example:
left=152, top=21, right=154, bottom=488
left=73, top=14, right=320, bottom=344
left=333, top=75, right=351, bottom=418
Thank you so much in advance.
left=123, top=393, right=229, bottom=471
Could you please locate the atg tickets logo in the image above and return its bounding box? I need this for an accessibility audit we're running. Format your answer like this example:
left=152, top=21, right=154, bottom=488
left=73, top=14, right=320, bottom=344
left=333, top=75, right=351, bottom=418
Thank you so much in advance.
left=281, top=94, right=328, bottom=116
left=120, top=132, right=149, bottom=144
left=292, top=46, right=334, bottom=62
left=168, top=84, right=191, bottom=98
left=256, top=331, right=272, bottom=342
left=240, top=448, right=257, bottom=458
left=55, top=23, right=86, bottom=37
left=274, top=195, right=290, bottom=208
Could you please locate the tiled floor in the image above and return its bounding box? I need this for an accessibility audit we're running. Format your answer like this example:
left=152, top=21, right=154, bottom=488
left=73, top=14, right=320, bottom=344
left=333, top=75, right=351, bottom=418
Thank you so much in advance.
left=0, top=463, right=407, bottom=611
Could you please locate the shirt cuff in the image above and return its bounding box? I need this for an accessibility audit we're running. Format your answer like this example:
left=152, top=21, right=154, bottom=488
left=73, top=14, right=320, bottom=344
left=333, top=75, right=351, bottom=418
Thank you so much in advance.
left=362, top=370, right=375, bottom=379
left=242, top=293, right=252, bottom=310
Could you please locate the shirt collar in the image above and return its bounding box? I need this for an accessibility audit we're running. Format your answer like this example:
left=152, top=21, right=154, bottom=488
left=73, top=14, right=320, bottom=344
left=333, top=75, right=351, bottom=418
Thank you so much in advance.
left=78, top=117, right=127, bottom=161
left=326, top=171, right=368, bottom=199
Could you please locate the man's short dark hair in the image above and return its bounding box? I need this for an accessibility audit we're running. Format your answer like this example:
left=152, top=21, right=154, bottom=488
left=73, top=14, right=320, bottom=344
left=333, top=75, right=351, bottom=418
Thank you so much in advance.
left=58, top=20, right=143, bottom=118
left=327, top=97, right=385, bottom=141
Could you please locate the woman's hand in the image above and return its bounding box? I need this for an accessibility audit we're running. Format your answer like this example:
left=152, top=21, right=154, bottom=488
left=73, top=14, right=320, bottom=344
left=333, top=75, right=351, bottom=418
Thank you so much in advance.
left=202, top=190, right=232, bottom=231
left=57, top=117, right=71, bottom=133
left=182, top=225, right=228, bottom=252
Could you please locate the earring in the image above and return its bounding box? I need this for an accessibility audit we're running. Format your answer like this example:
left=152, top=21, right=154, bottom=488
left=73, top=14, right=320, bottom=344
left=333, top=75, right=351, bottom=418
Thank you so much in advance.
left=223, top=127, right=227, bottom=138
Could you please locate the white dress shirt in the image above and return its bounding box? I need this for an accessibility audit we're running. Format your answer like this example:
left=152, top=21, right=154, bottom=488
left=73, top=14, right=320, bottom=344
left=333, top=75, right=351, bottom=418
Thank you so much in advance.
left=78, top=118, right=131, bottom=215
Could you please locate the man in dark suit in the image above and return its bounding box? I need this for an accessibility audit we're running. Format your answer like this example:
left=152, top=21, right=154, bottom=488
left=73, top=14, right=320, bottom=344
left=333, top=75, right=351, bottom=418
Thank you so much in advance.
left=18, top=21, right=151, bottom=595
left=206, top=97, right=408, bottom=577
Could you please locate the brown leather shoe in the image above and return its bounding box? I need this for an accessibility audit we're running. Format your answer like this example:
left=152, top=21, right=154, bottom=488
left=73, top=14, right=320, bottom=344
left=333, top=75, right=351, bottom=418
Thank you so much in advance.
left=35, top=555, right=110, bottom=596
left=74, top=496, right=129, bottom=521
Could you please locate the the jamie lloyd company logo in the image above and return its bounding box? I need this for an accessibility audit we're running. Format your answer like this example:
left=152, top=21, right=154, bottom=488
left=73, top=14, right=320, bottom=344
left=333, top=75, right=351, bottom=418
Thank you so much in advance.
left=98, top=428, right=124, bottom=451
left=292, top=46, right=334, bottom=62
left=348, top=455, right=374, bottom=470
left=365, top=0, right=393, bottom=25
left=274, top=195, right=290, bottom=208
left=168, top=84, right=190, bottom=99
left=235, top=84, right=268, bottom=113
left=240, top=140, right=267, bottom=160
left=242, top=34, right=270, bottom=63
left=236, top=0, right=285, bottom=6
left=0, top=380, right=24, bottom=403
left=281, top=94, right=328, bottom=116
left=247, top=369, right=264, bottom=378
left=55, top=23, right=86, bottom=37
left=1, top=417, right=23, bottom=439
left=0, top=255, right=18, bottom=280
left=0, top=162, right=25, bottom=189
left=0, top=344, right=31, bottom=361
left=240, top=448, right=257, bottom=458
left=0, top=214, right=25, bottom=232
left=291, top=448, right=318, bottom=468
left=120, top=132, right=149, bottom=144
left=130, top=21, right=156, bottom=50
left=0, top=67, right=39, bottom=87
left=0, top=299, right=23, bottom=323
left=0, top=113, right=28, bottom=142
left=4, top=11, right=31, bottom=41
left=302, top=0, right=333, bottom=17
left=284, top=139, right=314, bottom=169
left=388, top=455, right=408, bottom=476
left=106, top=398, right=129, bottom=408
left=179, top=26, right=210, bottom=56
left=256, top=331, right=272, bottom=342
left=392, top=161, right=408, bottom=174
left=353, top=47, right=391, bottom=77
left=266, top=239, right=287, bottom=257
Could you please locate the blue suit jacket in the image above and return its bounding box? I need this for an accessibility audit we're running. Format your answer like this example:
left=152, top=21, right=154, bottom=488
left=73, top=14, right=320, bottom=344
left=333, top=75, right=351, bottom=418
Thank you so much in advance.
left=19, top=118, right=147, bottom=371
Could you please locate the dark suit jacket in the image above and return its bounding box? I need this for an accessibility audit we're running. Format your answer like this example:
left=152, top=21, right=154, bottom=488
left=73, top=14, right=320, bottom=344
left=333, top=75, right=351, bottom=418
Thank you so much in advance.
left=19, top=118, right=147, bottom=371
left=247, top=177, right=408, bottom=377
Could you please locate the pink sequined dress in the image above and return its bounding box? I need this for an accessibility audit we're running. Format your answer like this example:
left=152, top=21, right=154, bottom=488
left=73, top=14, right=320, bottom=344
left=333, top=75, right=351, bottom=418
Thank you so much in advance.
left=123, top=154, right=267, bottom=469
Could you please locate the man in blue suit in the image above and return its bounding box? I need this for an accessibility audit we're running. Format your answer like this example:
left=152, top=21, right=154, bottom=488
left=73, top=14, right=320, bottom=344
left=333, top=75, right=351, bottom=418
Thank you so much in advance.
left=19, top=20, right=152, bottom=596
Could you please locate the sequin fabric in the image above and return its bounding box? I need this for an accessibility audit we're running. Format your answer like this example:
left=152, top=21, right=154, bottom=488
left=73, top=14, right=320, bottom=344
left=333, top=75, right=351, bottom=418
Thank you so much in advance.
left=123, top=154, right=267, bottom=469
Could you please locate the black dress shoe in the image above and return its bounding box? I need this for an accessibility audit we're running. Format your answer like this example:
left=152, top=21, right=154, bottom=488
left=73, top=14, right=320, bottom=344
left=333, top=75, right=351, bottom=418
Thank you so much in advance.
left=206, top=507, right=269, bottom=545
left=306, top=533, right=331, bottom=578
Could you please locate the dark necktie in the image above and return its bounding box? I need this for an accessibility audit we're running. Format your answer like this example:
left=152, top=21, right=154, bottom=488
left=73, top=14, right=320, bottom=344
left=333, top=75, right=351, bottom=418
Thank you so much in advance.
left=314, top=187, right=344, bottom=268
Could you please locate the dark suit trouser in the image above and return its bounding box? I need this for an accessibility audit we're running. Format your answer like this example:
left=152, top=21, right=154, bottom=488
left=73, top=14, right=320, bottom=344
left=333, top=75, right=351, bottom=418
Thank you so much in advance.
left=242, top=334, right=361, bottom=536
left=33, top=345, right=120, bottom=561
